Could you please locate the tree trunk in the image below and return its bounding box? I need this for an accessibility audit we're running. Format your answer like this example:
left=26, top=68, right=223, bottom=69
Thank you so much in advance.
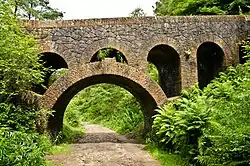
left=14, top=0, right=18, bottom=16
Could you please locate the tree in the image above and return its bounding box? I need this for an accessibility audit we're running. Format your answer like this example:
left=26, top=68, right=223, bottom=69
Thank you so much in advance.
left=0, top=2, right=45, bottom=97
left=153, top=0, right=250, bottom=16
left=9, top=0, right=63, bottom=20
left=130, top=7, right=146, bottom=17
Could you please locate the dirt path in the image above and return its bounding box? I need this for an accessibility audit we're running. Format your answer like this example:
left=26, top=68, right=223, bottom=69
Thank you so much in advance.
left=47, top=122, right=161, bottom=166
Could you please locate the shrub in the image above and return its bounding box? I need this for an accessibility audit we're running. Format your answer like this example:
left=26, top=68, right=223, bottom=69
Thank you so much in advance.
left=0, top=131, right=51, bottom=166
left=153, top=41, right=250, bottom=165
left=0, top=2, right=45, bottom=96
left=153, top=88, right=212, bottom=158
left=147, top=63, right=159, bottom=83
left=0, top=102, right=37, bottom=132
left=197, top=67, right=250, bottom=165
left=0, top=3, right=51, bottom=165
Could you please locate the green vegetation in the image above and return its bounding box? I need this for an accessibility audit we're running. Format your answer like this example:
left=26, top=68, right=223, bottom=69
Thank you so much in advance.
left=147, top=63, right=159, bottom=83
left=66, top=84, right=144, bottom=136
left=47, top=143, right=72, bottom=155
left=146, top=144, right=189, bottom=166
left=0, top=1, right=64, bottom=165
left=0, top=2, right=44, bottom=96
left=61, top=115, right=84, bottom=143
left=92, top=48, right=127, bottom=63
left=1, top=0, right=250, bottom=165
left=152, top=41, right=250, bottom=165
left=7, top=0, right=63, bottom=20
left=0, top=131, right=51, bottom=165
left=130, top=7, right=146, bottom=17
left=154, top=0, right=250, bottom=16
left=48, top=68, right=68, bottom=87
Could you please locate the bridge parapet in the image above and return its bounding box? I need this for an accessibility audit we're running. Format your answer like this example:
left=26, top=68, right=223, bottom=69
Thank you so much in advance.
left=24, top=15, right=247, bottom=29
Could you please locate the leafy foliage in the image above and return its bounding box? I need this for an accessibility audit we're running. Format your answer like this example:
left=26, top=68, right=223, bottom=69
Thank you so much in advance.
left=66, top=84, right=144, bottom=135
left=153, top=0, right=250, bottom=16
left=130, top=7, right=146, bottom=17
left=147, top=63, right=159, bottom=83
left=146, top=143, right=189, bottom=166
left=0, top=3, right=53, bottom=165
left=153, top=87, right=211, bottom=159
left=0, top=103, right=37, bottom=132
left=93, top=48, right=127, bottom=63
left=0, top=131, right=51, bottom=166
left=7, top=0, right=64, bottom=20
left=48, top=68, right=68, bottom=87
left=0, top=2, right=45, bottom=97
left=152, top=41, right=250, bottom=165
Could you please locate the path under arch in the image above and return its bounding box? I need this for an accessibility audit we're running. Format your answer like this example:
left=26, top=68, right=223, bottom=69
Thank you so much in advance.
left=46, top=123, right=161, bottom=166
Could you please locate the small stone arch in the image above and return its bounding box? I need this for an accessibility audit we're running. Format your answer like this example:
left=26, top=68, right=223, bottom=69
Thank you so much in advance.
left=38, top=42, right=74, bottom=69
left=147, top=44, right=181, bottom=97
left=140, top=37, right=182, bottom=97
left=140, top=36, right=182, bottom=63
left=34, top=52, right=68, bottom=94
left=196, top=42, right=225, bottom=88
left=192, top=34, right=232, bottom=66
left=38, top=60, right=167, bottom=137
left=40, top=52, right=68, bottom=69
left=90, top=47, right=128, bottom=64
left=80, top=38, right=136, bottom=65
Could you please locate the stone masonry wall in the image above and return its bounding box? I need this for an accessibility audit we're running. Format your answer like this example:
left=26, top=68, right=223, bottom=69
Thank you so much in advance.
left=25, top=16, right=250, bottom=91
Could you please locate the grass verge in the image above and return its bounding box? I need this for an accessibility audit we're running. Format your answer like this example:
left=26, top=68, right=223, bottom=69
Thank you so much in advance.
left=146, top=144, right=189, bottom=166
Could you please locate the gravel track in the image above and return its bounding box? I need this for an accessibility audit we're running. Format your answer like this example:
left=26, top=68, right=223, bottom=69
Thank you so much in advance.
left=46, top=122, right=161, bottom=166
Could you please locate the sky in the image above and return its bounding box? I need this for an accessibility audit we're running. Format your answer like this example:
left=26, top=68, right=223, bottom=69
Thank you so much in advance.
left=49, top=0, right=157, bottom=20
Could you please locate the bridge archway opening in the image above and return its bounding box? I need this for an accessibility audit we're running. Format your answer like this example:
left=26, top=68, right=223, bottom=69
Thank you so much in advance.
left=35, top=52, right=68, bottom=94
left=147, top=44, right=181, bottom=97
left=64, top=83, right=144, bottom=139
left=197, top=42, right=224, bottom=89
left=47, top=74, right=158, bottom=137
left=90, top=48, right=128, bottom=64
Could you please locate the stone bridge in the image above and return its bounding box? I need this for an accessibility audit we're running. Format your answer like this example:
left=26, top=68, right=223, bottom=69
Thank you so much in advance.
left=25, top=16, right=250, bottom=136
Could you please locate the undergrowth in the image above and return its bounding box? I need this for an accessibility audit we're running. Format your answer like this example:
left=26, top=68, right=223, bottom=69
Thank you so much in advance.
left=152, top=40, right=250, bottom=165
left=66, top=84, right=144, bottom=137
left=146, top=143, right=189, bottom=166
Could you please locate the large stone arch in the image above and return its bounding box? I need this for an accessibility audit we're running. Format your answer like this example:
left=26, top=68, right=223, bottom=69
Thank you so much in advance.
left=38, top=60, right=167, bottom=137
left=80, top=38, right=137, bottom=65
